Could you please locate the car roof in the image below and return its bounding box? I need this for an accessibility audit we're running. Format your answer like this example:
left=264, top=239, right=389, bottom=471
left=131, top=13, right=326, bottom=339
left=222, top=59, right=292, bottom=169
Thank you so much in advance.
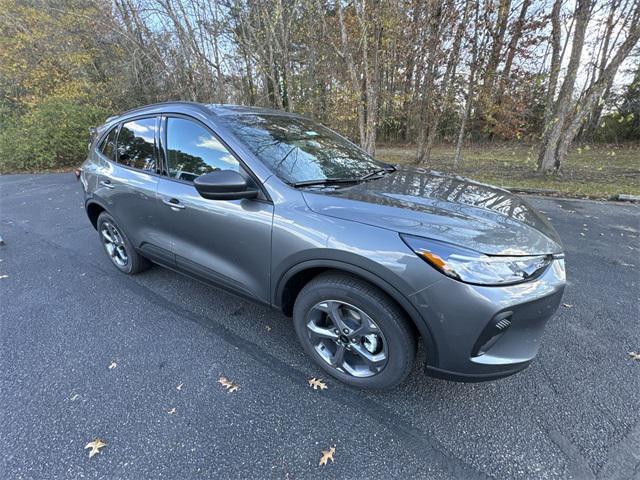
left=206, top=104, right=299, bottom=117
left=108, top=101, right=300, bottom=124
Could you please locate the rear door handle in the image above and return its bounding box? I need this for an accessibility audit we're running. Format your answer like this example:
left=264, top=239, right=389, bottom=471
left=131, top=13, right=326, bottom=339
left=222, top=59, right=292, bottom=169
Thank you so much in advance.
left=162, top=198, right=185, bottom=210
left=100, top=180, right=114, bottom=189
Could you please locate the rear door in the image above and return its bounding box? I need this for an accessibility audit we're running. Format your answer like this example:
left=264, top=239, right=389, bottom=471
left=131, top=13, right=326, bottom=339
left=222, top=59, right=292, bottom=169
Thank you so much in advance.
left=155, top=115, right=274, bottom=303
left=97, top=116, right=170, bottom=263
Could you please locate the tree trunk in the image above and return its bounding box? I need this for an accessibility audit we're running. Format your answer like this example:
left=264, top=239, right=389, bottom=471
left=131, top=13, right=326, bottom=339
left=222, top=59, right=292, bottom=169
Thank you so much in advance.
left=543, top=0, right=563, bottom=128
left=537, top=0, right=591, bottom=173
left=454, top=0, right=480, bottom=167
left=416, top=0, right=442, bottom=164
left=497, top=0, right=531, bottom=98
left=581, top=0, right=620, bottom=140
left=555, top=15, right=640, bottom=164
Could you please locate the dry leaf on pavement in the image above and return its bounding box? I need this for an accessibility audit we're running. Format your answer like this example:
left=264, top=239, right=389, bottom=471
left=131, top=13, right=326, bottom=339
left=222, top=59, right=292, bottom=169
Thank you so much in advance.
left=308, top=378, right=328, bottom=390
left=319, top=446, right=336, bottom=466
left=85, top=439, right=107, bottom=458
left=628, top=352, right=640, bottom=361
left=218, top=376, right=239, bottom=393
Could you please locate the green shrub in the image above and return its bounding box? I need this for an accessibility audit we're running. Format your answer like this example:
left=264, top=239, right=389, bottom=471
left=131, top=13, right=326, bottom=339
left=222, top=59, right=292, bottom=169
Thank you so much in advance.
left=0, top=99, right=108, bottom=173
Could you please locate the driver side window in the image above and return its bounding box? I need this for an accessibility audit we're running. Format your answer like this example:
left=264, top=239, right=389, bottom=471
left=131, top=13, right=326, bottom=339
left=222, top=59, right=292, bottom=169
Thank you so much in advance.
left=165, top=117, right=240, bottom=182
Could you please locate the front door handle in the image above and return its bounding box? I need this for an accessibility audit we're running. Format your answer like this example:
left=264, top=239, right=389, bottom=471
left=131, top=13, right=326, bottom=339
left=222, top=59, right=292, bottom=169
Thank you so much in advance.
left=162, top=198, right=185, bottom=210
left=100, top=180, right=114, bottom=189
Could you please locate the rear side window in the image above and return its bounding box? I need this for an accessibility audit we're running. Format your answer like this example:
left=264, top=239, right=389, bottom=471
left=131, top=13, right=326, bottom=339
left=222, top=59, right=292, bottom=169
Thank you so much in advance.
left=165, top=117, right=240, bottom=182
left=99, top=127, right=118, bottom=160
left=117, top=117, right=158, bottom=172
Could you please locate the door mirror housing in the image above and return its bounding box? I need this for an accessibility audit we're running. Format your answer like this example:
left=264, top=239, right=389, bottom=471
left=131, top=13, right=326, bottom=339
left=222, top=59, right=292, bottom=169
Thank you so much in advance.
left=194, top=170, right=259, bottom=200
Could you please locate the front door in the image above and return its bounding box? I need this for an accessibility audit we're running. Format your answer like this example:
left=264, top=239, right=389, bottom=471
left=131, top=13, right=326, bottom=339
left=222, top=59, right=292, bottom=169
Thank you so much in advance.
left=155, top=115, right=273, bottom=303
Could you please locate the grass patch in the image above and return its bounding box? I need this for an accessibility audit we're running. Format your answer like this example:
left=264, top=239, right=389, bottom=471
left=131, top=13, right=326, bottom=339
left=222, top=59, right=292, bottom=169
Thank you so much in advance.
left=377, top=143, right=640, bottom=199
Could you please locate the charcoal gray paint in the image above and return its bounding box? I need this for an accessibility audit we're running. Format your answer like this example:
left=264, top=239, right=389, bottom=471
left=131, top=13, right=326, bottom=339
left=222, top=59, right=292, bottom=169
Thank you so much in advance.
left=81, top=102, right=566, bottom=381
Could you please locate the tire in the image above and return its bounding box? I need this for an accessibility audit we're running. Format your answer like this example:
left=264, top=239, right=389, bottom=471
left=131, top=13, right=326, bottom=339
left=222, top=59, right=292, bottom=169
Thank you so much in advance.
left=293, top=272, right=417, bottom=389
left=97, top=212, right=150, bottom=274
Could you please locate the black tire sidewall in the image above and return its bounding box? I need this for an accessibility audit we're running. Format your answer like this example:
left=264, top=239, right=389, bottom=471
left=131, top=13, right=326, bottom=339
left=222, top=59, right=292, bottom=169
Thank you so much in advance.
left=293, top=277, right=416, bottom=389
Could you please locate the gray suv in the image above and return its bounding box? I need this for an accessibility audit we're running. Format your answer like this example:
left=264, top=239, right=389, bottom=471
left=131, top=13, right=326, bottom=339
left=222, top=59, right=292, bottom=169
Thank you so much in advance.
left=79, top=102, right=566, bottom=389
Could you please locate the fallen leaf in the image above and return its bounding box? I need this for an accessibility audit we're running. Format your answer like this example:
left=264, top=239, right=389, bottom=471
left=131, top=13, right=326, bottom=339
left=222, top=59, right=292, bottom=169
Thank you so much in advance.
left=176, top=383, right=183, bottom=391
left=218, top=376, right=239, bottom=393
left=108, top=361, right=117, bottom=370
left=85, top=439, right=107, bottom=458
left=562, top=303, right=573, bottom=308
left=308, top=378, right=328, bottom=390
left=167, top=407, right=176, bottom=414
left=319, top=446, right=336, bottom=466
left=628, top=352, right=640, bottom=361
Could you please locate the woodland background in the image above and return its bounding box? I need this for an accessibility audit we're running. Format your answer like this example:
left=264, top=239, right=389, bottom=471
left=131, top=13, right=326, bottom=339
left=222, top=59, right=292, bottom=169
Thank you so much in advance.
left=0, top=0, right=639, bottom=197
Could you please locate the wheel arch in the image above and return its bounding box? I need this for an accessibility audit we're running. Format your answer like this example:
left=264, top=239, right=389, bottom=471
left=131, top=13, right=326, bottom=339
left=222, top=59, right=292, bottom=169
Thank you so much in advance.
left=274, top=259, right=439, bottom=366
left=85, top=200, right=108, bottom=230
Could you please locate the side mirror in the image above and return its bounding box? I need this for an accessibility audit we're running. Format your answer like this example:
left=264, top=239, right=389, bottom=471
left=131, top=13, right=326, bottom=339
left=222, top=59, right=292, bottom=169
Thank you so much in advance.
left=194, top=170, right=259, bottom=201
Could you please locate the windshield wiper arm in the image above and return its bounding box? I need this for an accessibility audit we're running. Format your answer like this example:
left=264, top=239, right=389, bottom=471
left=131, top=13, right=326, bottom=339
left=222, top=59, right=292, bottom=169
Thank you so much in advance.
left=359, top=165, right=397, bottom=181
left=291, top=178, right=362, bottom=188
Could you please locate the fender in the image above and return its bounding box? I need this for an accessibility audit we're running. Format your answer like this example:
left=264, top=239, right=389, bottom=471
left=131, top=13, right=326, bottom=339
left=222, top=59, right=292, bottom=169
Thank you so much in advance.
left=273, top=256, right=439, bottom=367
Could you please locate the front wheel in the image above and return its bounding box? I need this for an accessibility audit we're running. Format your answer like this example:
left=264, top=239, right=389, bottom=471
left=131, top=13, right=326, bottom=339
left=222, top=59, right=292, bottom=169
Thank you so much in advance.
left=293, top=273, right=417, bottom=389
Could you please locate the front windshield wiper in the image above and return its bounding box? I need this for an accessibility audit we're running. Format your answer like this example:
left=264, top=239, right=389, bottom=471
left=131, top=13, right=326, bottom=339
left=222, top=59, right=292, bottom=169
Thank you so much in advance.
left=359, top=165, right=397, bottom=181
left=291, top=178, right=363, bottom=188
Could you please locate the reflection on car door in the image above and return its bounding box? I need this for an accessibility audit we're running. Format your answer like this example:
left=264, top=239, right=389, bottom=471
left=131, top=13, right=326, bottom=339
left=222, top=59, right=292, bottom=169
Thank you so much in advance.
left=155, top=115, right=274, bottom=303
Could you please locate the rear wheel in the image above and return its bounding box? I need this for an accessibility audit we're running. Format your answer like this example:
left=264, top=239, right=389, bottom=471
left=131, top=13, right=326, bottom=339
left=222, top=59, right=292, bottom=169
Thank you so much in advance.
left=97, top=212, right=150, bottom=274
left=293, top=273, right=416, bottom=389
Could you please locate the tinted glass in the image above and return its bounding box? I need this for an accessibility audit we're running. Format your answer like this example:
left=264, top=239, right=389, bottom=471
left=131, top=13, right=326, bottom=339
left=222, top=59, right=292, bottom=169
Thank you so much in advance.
left=117, top=117, right=157, bottom=172
left=99, top=126, right=118, bottom=160
left=218, top=114, right=385, bottom=184
left=166, top=117, right=239, bottom=182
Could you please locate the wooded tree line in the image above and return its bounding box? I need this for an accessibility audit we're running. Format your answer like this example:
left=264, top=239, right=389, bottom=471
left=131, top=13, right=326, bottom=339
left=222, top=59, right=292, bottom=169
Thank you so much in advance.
left=0, top=0, right=638, bottom=173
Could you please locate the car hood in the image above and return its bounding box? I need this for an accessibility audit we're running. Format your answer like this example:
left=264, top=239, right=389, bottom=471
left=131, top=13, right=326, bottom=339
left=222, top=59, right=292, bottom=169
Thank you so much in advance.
left=302, top=166, right=563, bottom=255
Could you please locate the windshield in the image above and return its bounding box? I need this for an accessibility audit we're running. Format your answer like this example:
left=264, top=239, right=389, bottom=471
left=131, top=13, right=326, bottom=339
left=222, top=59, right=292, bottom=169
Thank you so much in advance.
left=217, top=114, right=389, bottom=184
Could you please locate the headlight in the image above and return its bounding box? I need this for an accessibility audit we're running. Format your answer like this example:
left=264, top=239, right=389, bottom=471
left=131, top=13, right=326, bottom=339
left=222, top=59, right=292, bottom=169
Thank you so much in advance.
left=401, top=234, right=554, bottom=286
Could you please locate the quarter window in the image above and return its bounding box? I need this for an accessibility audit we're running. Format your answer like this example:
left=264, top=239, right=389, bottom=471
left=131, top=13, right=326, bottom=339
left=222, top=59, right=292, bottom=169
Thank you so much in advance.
left=99, top=126, right=118, bottom=160
left=165, top=117, right=239, bottom=182
left=117, top=117, right=158, bottom=172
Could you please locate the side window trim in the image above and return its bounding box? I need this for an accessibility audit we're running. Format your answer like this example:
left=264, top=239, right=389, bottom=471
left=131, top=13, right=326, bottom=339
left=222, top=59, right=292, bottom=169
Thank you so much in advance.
left=161, top=114, right=270, bottom=202
left=96, top=124, right=120, bottom=161
left=114, top=114, right=161, bottom=174
left=158, top=115, right=168, bottom=176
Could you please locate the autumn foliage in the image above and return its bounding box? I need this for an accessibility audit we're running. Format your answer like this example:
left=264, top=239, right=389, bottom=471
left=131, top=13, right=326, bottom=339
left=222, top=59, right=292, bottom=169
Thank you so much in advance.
left=0, top=0, right=638, bottom=174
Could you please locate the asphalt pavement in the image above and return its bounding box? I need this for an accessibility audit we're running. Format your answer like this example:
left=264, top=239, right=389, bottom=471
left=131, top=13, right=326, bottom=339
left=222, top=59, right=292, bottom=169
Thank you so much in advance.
left=1, top=173, right=639, bottom=479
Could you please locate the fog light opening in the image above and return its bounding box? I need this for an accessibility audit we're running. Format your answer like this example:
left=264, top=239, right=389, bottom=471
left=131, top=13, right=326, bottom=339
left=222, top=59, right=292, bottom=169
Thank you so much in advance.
left=472, top=313, right=512, bottom=357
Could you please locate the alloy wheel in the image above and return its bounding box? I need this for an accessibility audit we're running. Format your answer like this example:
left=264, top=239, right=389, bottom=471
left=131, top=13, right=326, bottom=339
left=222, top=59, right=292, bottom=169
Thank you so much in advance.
left=100, top=221, right=129, bottom=268
left=305, top=300, right=388, bottom=378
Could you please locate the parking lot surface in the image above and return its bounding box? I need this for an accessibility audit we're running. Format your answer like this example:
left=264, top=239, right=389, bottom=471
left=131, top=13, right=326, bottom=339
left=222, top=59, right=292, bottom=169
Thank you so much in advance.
left=1, top=173, right=639, bottom=479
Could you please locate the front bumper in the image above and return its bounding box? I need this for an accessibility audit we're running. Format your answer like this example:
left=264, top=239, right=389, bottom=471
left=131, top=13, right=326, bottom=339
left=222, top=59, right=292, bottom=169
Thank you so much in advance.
left=410, top=258, right=566, bottom=381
